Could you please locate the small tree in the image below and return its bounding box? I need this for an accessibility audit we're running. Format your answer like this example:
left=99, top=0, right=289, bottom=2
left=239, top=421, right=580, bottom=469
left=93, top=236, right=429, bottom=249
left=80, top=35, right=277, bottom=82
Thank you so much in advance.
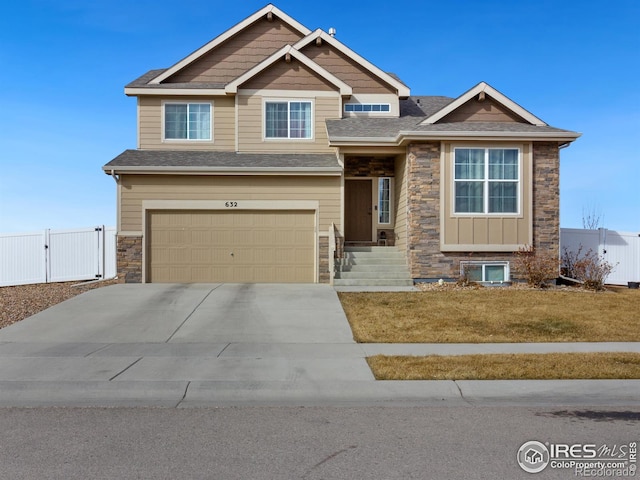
left=562, top=245, right=615, bottom=291
left=582, top=205, right=603, bottom=230
left=514, top=245, right=559, bottom=288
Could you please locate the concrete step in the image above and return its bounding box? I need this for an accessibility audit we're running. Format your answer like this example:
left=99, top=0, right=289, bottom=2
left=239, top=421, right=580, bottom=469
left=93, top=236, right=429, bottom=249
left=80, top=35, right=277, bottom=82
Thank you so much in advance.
left=343, top=250, right=405, bottom=259
left=335, top=271, right=412, bottom=280
left=338, top=258, right=407, bottom=266
left=337, top=264, right=409, bottom=273
left=333, top=278, right=414, bottom=287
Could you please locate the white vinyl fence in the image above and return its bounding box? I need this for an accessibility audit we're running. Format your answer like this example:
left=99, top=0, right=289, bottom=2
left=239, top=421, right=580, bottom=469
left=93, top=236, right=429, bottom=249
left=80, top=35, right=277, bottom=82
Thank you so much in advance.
left=0, top=226, right=116, bottom=287
left=561, top=228, right=640, bottom=285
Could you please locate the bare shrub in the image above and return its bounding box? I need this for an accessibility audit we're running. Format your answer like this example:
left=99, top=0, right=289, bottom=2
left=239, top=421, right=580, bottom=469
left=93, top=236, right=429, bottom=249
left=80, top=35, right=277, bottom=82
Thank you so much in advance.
left=562, top=246, right=615, bottom=291
left=514, top=245, right=559, bottom=288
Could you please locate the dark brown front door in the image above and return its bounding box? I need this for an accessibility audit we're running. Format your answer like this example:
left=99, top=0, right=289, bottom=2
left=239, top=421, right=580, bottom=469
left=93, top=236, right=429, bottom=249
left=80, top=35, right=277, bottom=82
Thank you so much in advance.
left=345, top=179, right=372, bottom=241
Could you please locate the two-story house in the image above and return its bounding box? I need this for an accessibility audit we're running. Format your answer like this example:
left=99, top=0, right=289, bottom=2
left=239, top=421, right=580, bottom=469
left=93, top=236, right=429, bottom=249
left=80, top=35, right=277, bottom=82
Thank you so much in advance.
left=103, top=4, right=580, bottom=285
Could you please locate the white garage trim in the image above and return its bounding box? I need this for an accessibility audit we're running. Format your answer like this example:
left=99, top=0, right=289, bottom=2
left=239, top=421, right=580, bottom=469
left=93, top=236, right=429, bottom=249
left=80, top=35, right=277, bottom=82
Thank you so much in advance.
left=141, top=200, right=320, bottom=283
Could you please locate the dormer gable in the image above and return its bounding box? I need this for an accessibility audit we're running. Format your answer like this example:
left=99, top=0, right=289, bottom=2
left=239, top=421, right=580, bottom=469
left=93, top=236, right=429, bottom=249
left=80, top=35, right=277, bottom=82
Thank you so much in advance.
left=421, top=82, right=546, bottom=126
left=226, top=46, right=352, bottom=95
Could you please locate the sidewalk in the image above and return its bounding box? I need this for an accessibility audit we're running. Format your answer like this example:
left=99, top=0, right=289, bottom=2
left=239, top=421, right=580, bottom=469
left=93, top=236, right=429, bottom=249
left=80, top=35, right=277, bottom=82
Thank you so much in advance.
left=0, top=340, right=638, bottom=407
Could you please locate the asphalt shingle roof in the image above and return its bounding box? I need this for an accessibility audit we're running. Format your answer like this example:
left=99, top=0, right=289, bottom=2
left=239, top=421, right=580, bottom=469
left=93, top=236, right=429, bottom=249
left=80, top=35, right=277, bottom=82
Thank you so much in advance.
left=104, top=150, right=341, bottom=170
left=326, top=97, right=578, bottom=140
left=126, top=69, right=226, bottom=90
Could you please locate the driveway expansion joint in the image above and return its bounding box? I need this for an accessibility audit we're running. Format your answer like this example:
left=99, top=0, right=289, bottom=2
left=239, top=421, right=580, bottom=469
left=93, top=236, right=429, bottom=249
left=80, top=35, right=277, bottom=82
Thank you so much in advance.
left=109, top=357, right=143, bottom=381
left=165, top=285, right=221, bottom=343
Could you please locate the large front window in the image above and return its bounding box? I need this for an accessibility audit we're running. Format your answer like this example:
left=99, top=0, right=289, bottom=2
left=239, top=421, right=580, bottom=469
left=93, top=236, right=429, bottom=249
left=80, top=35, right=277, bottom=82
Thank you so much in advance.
left=164, top=103, right=211, bottom=140
left=454, top=148, right=519, bottom=214
left=265, top=101, right=312, bottom=139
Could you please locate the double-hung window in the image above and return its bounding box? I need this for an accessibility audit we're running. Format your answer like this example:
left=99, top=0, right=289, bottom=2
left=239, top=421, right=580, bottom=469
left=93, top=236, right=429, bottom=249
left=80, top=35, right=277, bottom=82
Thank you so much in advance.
left=265, top=101, right=312, bottom=139
left=454, top=148, right=519, bottom=214
left=164, top=103, right=211, bottom=141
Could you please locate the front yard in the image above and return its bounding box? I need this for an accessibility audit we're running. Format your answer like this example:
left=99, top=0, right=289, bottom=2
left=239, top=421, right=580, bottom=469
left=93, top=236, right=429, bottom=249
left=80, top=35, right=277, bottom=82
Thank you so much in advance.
left=340, top=285, right=640, bottom=380
left=338, top=286, right=640, bottom=343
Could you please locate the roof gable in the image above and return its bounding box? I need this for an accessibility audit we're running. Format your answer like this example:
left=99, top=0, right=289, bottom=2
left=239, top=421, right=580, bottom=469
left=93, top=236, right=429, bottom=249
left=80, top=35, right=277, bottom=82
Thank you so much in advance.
left=421, top=82, right=546, bottom=126
left=150, top=4, right=311, bottom=85
left=295, top=30, right=410, bottom=97
left=226, top=46, right=352, bottom=95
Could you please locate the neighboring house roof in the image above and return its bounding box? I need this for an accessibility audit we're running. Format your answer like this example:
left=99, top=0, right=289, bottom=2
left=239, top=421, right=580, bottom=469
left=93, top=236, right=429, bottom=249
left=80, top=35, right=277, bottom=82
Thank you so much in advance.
left=103, top=150, right=342, bottom=175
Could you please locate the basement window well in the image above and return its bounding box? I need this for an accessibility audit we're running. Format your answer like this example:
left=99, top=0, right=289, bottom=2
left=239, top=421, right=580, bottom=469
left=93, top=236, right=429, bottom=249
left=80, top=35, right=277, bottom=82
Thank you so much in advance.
left=460, top=261, right=510, bottom=284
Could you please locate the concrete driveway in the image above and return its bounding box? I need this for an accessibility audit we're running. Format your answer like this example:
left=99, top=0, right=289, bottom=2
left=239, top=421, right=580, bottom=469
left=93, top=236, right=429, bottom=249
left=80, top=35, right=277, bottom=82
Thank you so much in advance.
left=2, top=283, right=639, bottom=407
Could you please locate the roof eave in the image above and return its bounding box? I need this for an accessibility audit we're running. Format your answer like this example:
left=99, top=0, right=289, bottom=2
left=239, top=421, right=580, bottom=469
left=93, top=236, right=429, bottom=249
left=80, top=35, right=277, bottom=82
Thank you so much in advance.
left=102, top=165, right=343, bottom=176
left=124, top=87, right=228, bottom=96
left=397, top=130, right=582, bottom=143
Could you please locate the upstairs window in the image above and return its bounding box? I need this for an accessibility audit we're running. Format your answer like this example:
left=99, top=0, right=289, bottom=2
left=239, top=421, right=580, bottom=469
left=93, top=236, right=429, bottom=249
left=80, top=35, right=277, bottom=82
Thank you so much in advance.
left=164, top=103, right=211, bottom=140
left=454, top=148, right=519, bottom=214
left=344, top=103, right=390, bottom=113
left=265, top=101, right=312, bottom=139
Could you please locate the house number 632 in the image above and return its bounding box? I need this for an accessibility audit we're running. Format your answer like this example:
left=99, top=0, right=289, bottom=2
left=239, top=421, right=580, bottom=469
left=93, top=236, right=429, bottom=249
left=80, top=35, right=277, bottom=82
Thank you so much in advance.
left=224, top=201, right=238, bottom=208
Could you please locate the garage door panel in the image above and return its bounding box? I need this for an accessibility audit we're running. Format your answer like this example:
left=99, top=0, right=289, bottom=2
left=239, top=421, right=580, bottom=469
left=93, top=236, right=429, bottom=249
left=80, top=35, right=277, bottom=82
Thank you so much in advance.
left=148, top=210, right=315, bottom=283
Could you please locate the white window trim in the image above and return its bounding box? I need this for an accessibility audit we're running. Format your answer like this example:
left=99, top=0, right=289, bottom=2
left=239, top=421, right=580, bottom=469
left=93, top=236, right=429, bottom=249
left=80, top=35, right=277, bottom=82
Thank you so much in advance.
left=452, top=146, right=521, bottom=216
left=344, top=103, right=391, bottom=114
left=263, top=98, right=314, bottom=141
left=162, top=101, right=213, bottom=143
left=460, top=261, right=510, bottom=283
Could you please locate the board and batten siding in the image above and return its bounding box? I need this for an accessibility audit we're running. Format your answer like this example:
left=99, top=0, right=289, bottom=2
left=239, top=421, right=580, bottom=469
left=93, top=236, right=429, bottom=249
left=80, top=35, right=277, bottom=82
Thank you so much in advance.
left=393, top=155, right=408, bottom=254
left=119, top=175, right=341, bottom=233
left=441, top=142, right=532, bottom=250
left=138, top=96, right=235, bottom=150
left=236, top=93, right=339, bottom=153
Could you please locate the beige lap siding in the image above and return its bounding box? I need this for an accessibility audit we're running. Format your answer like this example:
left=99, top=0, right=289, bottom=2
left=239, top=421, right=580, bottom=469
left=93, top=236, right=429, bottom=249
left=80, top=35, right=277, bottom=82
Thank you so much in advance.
left=119, top=175, right=341, bottom=233
left=236, top=94, right=338, bottom=153
left=138, top=96, right=236, bottom=150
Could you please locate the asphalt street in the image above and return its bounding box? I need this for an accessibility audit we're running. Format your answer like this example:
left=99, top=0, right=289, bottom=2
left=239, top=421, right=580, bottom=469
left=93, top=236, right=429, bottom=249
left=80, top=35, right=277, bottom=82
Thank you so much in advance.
left=0, top=406, right=637, bottom=479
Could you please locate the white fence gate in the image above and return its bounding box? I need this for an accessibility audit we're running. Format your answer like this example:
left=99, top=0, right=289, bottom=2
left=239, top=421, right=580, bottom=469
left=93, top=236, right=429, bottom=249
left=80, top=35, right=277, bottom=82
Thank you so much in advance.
left=561, top=228, right=640, bottom=285
left=0, top=226, right=116, bottom=287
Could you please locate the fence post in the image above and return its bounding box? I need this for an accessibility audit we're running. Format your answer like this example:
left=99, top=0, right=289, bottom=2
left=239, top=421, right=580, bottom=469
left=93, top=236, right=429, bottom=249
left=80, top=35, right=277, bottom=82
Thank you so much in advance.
left=44, top=229, right=50, bottom=283
left=97, top=225, right=105, bottom=279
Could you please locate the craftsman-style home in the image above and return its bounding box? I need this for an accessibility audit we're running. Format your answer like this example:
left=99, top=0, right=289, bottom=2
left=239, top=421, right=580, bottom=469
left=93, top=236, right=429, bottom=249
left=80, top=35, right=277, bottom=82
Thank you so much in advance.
left=104, top=4, right=580, bottom=286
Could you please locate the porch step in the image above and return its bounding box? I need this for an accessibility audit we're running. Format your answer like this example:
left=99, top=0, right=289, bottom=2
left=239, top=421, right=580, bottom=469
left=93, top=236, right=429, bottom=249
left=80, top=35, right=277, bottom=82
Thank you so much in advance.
left=333, top=246, right=413, bottom=287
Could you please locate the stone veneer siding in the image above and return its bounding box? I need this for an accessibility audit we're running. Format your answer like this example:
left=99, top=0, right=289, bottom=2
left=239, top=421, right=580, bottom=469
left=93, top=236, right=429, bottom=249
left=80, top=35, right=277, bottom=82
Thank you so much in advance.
left=319, top=236, right=330, bottom=283
left=117, top=235, right=143, bottom=283
left=344, top=157, right=395, bottom=177
left=406, top=141, right=560, bottom=281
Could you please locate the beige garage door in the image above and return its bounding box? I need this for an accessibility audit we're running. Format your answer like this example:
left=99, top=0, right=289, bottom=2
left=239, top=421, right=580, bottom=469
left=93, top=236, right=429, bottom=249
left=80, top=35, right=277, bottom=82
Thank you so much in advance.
left=147, top=210, right=315, bottom=283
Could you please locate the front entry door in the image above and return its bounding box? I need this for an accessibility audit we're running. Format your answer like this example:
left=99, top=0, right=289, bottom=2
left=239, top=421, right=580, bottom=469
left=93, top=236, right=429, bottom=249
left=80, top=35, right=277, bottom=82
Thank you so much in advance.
left=345, top=179, right=372, bottom=241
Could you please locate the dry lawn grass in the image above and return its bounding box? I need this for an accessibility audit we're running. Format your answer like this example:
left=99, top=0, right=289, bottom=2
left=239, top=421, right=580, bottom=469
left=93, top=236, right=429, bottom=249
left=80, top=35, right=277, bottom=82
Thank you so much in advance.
left=368, top=353, right=640, bottom=380
left=338, top=287, right=640, bottom=343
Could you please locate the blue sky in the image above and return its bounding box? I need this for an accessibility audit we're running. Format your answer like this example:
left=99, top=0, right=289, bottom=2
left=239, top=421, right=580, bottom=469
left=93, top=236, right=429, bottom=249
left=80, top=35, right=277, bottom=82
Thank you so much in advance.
left=0, top=0, right=638, bottom=233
